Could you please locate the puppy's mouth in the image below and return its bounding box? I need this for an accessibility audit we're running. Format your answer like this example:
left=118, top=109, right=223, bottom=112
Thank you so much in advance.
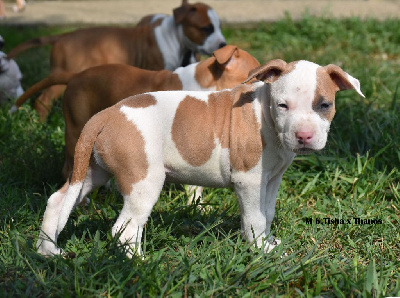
left=292, top=147, right=317, bottom=155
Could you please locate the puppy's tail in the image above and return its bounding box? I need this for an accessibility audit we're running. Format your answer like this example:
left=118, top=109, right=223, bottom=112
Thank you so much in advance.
left=9, top=71, right=75, bottom=114
left=56, top=109, right=110, bottom=233
left=7, top=35, right=61, bottom=59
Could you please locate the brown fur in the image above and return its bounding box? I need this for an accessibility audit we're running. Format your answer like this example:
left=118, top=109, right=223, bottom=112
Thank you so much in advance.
left=93, top=108, right=149, bottom=195
left=230, top=86, right=264, bottom=172
left=313, top=67, right=337, bottom=122
left=171, top=92, right=233, bottom=166
left=62, top=64, right=181, bottom=178
left=170, top=83, right=264, bottom=172
left=123, top=94, right=158, bottom=109
left=195, top=45, right=260, bottom=90
left=178, top=3, right=211, bottom=45
left=7, top=2, right=214, bottom=121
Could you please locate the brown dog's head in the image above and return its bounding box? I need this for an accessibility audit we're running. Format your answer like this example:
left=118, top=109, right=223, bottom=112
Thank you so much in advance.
left=195, top=45, right=260, bottom=90
left=173, top=0, right=226, bottom=55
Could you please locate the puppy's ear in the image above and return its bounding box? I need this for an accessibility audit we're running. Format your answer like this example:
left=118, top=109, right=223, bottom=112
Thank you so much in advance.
left=243, top=59, right=287, bottom=84
left=324, top=64, right=365, bottom=98
left=213, top=45, right=237, bottom=66
left=173, top=2, right=195, bottom=24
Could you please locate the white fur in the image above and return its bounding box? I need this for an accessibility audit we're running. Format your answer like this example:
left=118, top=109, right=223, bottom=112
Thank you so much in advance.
left=174, top=63, right=217, bottom=91
left=0, top=51, right=24, bottom=104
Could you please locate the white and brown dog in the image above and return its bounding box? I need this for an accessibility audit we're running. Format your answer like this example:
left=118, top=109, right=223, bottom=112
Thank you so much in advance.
left=7, top=0, right=226, bottom=120
left=11, top=45, right=259, bottom=180
left=36, top=59, right=364, bottom=257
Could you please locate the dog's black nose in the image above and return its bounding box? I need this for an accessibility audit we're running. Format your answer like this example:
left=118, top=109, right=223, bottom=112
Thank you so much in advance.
left=218, top=42, right=227, bottom=49
left=0, top=40, right=4, bottom=50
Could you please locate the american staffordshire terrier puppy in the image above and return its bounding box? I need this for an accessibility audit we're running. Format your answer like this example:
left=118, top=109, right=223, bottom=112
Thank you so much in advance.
left=0, top=51, right=24, bottom=104
left=36, top=59, right=364, bottom=257
left=11, top=45, right=259, bottom=180
left=7, top=0, right=226, bottom=121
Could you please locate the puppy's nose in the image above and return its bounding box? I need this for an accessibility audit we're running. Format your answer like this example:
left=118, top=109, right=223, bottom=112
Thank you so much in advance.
left=295, top=131, right=314, bottom=145
left=0, top=41, right=4, bottom=50
left=218, top=42, right=227, bottom=49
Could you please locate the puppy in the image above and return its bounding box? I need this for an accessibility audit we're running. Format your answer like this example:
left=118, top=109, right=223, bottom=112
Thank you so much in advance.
left=6, top=0, right=226, bottom=120
left=36, top=59, right=364, bottom=257
left=0, top=51, right=24, bottom=104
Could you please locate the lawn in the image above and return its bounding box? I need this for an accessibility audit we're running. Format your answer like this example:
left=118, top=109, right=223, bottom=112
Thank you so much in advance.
left=0, top=16, right=399, bottom=296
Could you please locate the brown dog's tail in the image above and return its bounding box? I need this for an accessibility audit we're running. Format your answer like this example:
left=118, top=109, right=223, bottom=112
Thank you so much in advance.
left=7, top=35, right=61, bottom=59
left=57, top=110, right=110, bottom=232
left=9, top=71, right=75, bottom=114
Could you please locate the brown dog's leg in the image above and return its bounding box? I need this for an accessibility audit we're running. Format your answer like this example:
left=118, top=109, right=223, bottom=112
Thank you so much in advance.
left=34, top=85, right=66, bottom=121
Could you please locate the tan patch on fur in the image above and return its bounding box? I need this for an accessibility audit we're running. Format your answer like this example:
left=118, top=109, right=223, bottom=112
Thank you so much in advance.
left=63, top=65, right=182, bottom=179
left=195, top=46, right=260, bottom=90
left=230, top=85, right=264, bottom=172
left=154, top=71, right=183, bottom=91
left=171, top=92, right=233, bottom=166
left=122, top=94, right=157, bottom=109
left=59, top=181, right=69, bottom=194
left=50, top=26, right=165, bottom=73
left=313, top=67, right=337, bottom=122
left=94, top=109, right=148, bottom=195
left=172, top=84, right=262, bottom=172
left=70, top=109, right=111, bottom=184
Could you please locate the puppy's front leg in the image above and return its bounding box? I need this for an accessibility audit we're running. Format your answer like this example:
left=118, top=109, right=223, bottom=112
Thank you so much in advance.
left=234, top=172, right=285, bottom=252
left=234, top=181, right=268, bottom=249
left=262, top=173, right=286, bottom=252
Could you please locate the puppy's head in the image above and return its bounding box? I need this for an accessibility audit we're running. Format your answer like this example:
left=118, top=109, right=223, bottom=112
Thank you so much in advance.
left=173, top=0, right=226, bottom=56
left=210, top=45, right=260, bottom=89
left=245, top=59, right=365, bottom=154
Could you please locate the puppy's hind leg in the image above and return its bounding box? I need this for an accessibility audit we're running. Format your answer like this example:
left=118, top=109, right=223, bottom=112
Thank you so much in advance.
left=37, top=162, right=110, bottom=256
left=112, top=168, right=165, bottom=258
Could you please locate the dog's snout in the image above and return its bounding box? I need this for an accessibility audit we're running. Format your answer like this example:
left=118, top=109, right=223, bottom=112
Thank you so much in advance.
left=295, top=131, right=314, bottom=145
left=218, top=42, right=227, bottom=49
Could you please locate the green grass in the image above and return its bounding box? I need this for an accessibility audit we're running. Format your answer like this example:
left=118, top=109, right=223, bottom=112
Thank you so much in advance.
left=1, top=16, right=400, bottom=296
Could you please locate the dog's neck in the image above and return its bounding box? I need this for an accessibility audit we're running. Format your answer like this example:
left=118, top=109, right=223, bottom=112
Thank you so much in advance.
left=173, top=60, right=219, bottom=91
left=155, top=16, right=195, bottom=70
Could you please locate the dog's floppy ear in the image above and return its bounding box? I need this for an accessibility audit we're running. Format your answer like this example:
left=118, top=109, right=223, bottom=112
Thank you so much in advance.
left=324, top=64, right=365, bottom=98
left=173, top=1, right=195, bottom=24
left=243, top=59, right=287, bottom=84
left=213, top=45, right=238, bottom=65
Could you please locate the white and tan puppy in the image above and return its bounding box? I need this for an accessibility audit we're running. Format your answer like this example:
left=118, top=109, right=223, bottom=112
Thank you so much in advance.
left=7, top=0, right=226, bottom=120
left=36, top=59, right=364, bottom=257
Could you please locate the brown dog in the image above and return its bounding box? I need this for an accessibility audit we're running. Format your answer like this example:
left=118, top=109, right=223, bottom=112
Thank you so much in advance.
left=7, top=0, right=226, bottom=120
left=11, top=45, right=260, bottom=179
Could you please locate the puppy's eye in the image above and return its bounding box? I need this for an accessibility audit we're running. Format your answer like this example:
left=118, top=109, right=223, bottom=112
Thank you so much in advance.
left=201, top=24, right=214, bottom=35
left=278, top=103, right=288, bottom=109
left=320, top=103, right=331, bottom=109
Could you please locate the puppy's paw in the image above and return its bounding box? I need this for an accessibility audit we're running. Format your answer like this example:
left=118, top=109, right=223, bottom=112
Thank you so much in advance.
left=264, top=236, right=282, bottom=253
left=36, top=241, right=63, bottom=257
